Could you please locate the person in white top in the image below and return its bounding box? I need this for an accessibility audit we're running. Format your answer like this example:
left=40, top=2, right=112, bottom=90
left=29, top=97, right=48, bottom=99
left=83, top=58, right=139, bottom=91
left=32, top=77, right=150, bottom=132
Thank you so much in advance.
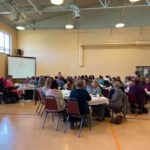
left=41, top=78, right=52, bottom=96
left=46, top=80, right=65, bottom=111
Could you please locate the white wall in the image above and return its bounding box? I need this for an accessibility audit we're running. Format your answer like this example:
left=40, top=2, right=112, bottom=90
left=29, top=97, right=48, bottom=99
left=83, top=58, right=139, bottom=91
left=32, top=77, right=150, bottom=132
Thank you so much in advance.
left=17, top=27, right=150, bottom=79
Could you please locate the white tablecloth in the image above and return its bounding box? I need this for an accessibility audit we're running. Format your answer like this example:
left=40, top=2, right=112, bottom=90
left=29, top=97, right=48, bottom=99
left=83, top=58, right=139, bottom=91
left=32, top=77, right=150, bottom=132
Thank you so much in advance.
left=88, top=96, right=109, bottom=106
left=61, top=90, right=109, bottom=106
left=19, top=87, right=35, bottom=91
left=18, top=84, right=35, bottom=91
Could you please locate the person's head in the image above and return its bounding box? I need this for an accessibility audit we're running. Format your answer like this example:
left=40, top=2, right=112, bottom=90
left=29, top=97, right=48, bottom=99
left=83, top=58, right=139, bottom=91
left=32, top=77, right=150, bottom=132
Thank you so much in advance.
left=31, top=76, right=35, bottom=80
left=76, top=80, right=84, bottom=89
left=133, top=78, right=140, bottom=85
left=126, top=76, right=131, bottom=82
left=92, top=80, right=99, bottom=88
left=35, top=77, right=39, bottom=81
left=112, top=77, right=117, bottom=83
left=113, top=81, right=122, bottom=89
left=50, top=80, right=58, bottom=89
left=117, top=76, right=121, bottom=81
left=105, top=75, right=109, bottom=78
left=38, top=76, right=46, bottom=87
left=81, top=75, right=85, bottom=80
left=67, top=77, right=74, bottom=85
left=74, top=76, right=77, bottom=80
left=55, top=76, right=58, bottom=80
left=45, top=78, right=52, bottom=89
left=99, top=75, right=103, bottom=79
left=7, top=75, right=13, bottom=80
left=145, top=78, right=150, bottom=84
left=83, top=78, right=91, bottom=87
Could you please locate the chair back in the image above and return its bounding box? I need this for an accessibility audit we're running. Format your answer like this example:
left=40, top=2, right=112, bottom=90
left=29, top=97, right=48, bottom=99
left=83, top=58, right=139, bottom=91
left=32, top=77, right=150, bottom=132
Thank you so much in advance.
left=45, top=96, right=58, bottom=111
left=126, top=92, right=136, bottom=104
left=37, top=89, right=45, bottom=103
left=66, top=98, right=81, bottom=118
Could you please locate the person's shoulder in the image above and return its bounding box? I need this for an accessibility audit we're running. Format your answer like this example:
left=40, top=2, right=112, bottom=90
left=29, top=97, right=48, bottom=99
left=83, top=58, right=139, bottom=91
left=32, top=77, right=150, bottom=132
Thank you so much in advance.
left=70, top=89, right=77, bottom=93
left=82, top=89, right=90, bottom=94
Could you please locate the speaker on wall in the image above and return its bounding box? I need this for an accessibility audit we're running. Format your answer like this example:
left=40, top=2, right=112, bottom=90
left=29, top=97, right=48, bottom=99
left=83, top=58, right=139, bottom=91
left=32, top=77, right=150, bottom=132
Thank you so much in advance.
left=16, top=49, right=24, bottom=56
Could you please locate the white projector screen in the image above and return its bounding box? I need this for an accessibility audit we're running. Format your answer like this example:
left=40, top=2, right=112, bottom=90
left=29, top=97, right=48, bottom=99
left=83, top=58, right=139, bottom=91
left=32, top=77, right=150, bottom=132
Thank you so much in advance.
left=8, top=56, right=36, bottom=78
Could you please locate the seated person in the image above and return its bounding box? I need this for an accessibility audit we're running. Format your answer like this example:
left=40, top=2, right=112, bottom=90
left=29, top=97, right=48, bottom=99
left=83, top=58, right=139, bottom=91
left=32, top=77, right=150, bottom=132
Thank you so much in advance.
left=98, top=75, right=104, bottom=86
left=91, top=80, right=108, bottom=121
left=38, top=76, right=46, bottom=88
left=129, top=79, right=147, bottom=113
left=83, top=78, right=92, bottom=94
left=57, top=72, right=63, bottom=78
left=64, top=77, right=75, bottom=90
left=46, top=80, right=65, bottom=112
left=109, top=81, right=123, bottom=107
left=56, top=76, right=65, bottom=89
left=145, top=77, right=150, bottom=92
left=70, top=80, right=91, bottom=128
left=91, top=80, right=102, bottom=96
left=4, top=75, right=22, bottom=99
left=41, top=78, right=52, bottom=96
left=28, top=76, right=35, bottom=84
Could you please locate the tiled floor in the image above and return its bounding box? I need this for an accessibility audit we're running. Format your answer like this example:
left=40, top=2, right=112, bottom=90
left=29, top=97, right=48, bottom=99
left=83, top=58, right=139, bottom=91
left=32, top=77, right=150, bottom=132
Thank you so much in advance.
left=0, top=102, right=150, bottom=150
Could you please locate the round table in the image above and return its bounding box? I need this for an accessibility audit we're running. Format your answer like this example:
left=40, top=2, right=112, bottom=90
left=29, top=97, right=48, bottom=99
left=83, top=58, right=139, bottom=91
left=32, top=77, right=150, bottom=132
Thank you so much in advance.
left=61, top=90, right=109, bottom=105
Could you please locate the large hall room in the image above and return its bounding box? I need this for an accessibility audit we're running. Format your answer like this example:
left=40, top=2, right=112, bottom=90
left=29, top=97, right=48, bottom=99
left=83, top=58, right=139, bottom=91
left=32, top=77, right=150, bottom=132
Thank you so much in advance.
left=0, top=0, right=150, bottom=150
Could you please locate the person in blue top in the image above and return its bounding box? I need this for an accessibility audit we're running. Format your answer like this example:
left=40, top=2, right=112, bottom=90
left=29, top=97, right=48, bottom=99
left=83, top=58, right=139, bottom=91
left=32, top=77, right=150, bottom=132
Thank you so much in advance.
left=83, top=78, right=92, bottom=94
left=91, top=80, right=102, bottom=96
left=98, top=75, right=104, bottom=86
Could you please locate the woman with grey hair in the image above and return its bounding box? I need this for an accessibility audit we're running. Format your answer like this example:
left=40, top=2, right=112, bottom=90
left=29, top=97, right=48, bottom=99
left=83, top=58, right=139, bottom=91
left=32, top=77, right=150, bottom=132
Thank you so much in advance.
left=41, top=78, right=52, bottom=96
left=38, top=76, right=46, bottom=88
left=109, top=81, right=123, bottom=107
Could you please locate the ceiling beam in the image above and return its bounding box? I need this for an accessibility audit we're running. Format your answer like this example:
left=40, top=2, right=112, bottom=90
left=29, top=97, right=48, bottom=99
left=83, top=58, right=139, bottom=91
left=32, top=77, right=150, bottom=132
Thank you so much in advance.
left=99, top=0, right=110, bottom=8
left=99, top=0, right=105, bottom=7
left=27, top=0, right=42, bottom=15
left=1, top=0, right=34, bottom=23
left=146, top=0, right=150, bottom=5
left=1, top=2, right=150, bottom=14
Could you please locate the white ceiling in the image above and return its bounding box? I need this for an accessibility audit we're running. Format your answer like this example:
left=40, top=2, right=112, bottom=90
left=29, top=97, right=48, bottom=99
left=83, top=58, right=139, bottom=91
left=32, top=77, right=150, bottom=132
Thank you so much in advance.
left=0, top=0, right=150, bottom=29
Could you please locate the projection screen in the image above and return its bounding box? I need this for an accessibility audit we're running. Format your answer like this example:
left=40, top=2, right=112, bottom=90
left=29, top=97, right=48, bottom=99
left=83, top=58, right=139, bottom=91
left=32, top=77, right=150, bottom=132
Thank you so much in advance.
left=8, top=56, right=36, bottom=78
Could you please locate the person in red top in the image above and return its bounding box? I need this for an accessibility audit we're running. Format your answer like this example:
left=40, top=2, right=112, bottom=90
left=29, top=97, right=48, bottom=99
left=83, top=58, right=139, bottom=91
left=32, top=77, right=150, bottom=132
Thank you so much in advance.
left=5, top=75, right=14, bottom=88
left=5, top=75, right=22, bottom=99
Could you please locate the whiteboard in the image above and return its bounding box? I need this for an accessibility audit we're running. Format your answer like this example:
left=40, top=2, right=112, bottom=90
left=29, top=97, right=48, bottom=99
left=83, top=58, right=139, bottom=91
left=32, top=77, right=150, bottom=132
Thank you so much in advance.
left=8, top=56, right=36, bottom=78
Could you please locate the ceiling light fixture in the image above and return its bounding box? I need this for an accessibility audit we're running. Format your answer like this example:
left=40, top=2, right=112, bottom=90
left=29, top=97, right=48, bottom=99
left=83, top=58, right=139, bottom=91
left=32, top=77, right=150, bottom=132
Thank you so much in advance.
left=51, top=0, right=64, bottom=5
left=115, top=22, right=125, bottom=28
left=16, top=26, right=25, bottom=30
left=65, top=24, right=74, bottom=29
left=129, top=0, right=140, bottom=2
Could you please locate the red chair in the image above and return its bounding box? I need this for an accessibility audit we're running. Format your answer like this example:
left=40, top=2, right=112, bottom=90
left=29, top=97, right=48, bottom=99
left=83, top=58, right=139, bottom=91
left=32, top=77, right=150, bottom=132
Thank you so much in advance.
left=42, top=96, right=64, bottom=131
left=64, top=98, right=91, bottom=137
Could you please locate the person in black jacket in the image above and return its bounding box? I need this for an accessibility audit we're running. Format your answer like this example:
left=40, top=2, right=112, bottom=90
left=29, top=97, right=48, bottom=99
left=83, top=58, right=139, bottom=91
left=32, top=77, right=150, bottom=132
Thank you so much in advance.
left=69, top=80, right=91, bottom=128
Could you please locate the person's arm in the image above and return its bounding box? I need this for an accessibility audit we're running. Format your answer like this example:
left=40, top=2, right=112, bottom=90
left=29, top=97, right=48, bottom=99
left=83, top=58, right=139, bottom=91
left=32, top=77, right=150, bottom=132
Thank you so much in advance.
left=85, top=90, right=92, bottom=101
